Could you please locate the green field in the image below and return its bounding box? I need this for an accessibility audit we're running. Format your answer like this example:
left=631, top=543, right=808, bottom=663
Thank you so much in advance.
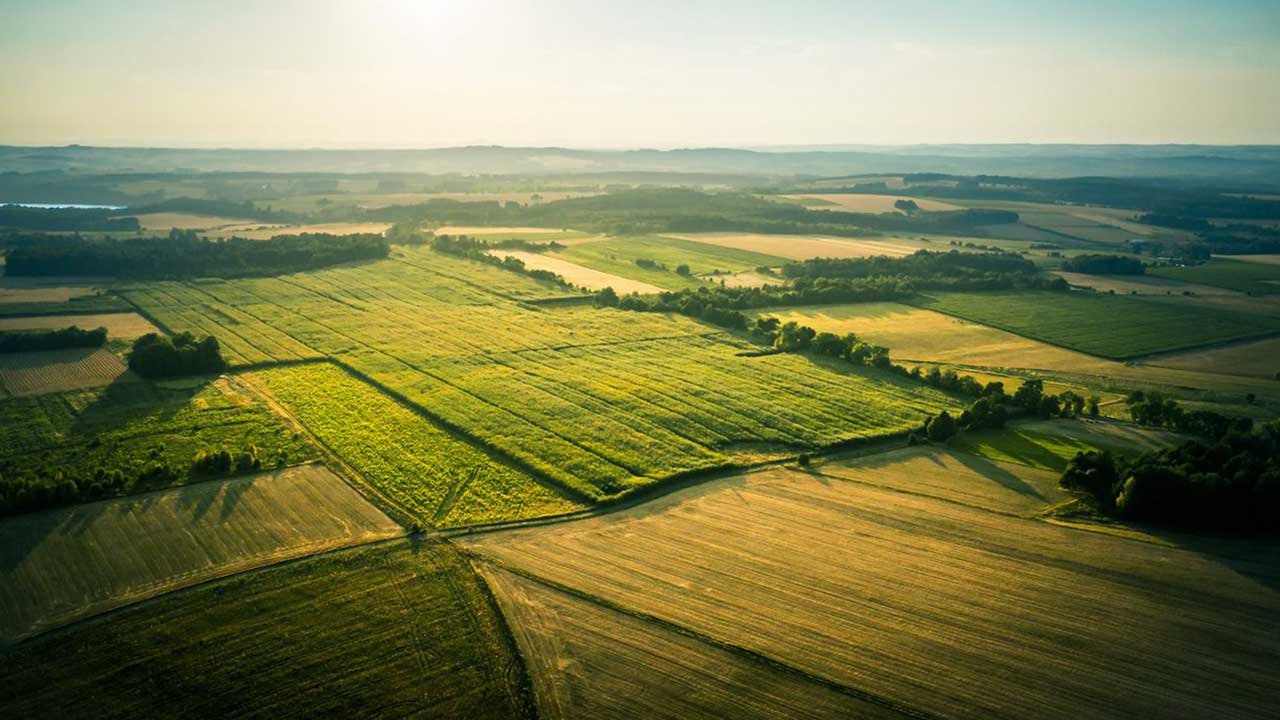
left=952, top=418, right=1182, bottom=472
left=1148, top=258, right=1280, bottom=294
left=247, top=363, right=585, bottom=526
left=0, top=377, right=315, bottom=510
left=123, top=247, right=961, bottom=501
left=552, top=234, right=787, bottom=288
left=913, top=290, right=1280, bottom=359
left=1, top=463, right=402, bottom=642
left=0, top=540, right=535, bottom=719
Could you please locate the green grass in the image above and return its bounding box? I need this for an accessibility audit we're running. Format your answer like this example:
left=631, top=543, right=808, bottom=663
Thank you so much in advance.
left=952, top=419, right=1179, bottom=472
left=0, top=540, right=535, bottom=719
left=913, top=290, right=1280, bottom=359
left=1148, top=258, right=1280, bottom=294
left=123, top=247, right=962, bottom=501
left=0, top=295, right=131, bottom=318
left=553, top=234, right=787, bottom=289
left=0, top=377, right=315, bottom=508
left=248, top=363, right=585, bottom=526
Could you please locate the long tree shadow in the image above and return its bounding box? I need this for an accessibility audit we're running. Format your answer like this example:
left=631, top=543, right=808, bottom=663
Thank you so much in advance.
left=948, top=445, right=1048, bottom=501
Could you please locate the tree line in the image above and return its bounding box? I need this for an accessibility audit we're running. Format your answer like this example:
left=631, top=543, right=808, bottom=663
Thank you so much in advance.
left=0, top=325, right=106, bottom=353
left=0, top=205, right=140, bottom=232
left=4, top=230, right=389, bottom=279
left=1060, top=254, right=1145, bottom=275
left=430, top=234, right=578, bottom=290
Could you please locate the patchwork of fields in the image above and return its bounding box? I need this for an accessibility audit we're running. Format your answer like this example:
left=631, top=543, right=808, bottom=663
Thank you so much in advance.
left=462, top=450, right=1280, bottom=720
left=549, top=234, right=787, bottom=288
left=122, top=248, right=961, bottom=501
left=0, top=463, right=402, bottom=642
left=0, top=541, right=534, bottom=719
left=1149, top=258, right=1280, bottom=294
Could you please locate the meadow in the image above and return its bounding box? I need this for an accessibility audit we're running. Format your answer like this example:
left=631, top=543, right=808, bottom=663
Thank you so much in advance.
left=1149, top=336, right=1280, bottom=379
left=913, top=290, right=1280, bottom=358
left=246, top=363, right=585, bottom=527
left=949, top=418, right=1182, bottom=473
left=0, top=541, right=535, bottom=719
left=0, top=463, right=401, bottom=642
left=462, top=454, right=1280, bottom=720
left=1148, top=258, right=1280, bottom=294
left=0, top=377, right=315, bottom=503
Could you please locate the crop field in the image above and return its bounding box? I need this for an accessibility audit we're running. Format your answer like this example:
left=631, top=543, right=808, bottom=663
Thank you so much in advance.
left=0, top=541, right=535, bottom=719
left=950, top=418, right=1182, bottom=473
left=461, top=457, right=1280, bottom=720
left=1053, top=271, right=1234, bottom=296
left=478, top=564, right=902, bottom=720
left=1148, top=336, right=1280, bottom=379
left=435, top=226, right=597, bottom=241
left=913, top=290, right=1280, bottom=358
left=1149, top=258, right=1280, bottom=294
left=122, top=248, right=960, bottom=501
left=666, top=232, right=919, bottom=260
left=0, top=463, right=402, bottom=642
left=0, top=377, right=315, bottom=500
left=207, top=221, right=392, bottom=239
left=557, top=234, right=786, bottom=276
left=782, top=193, right=962, bottom=213
left=0, top=311, right=159, bottom=338
left=127, top=212, right=255, bottom=231
left=1232, top=254, right=1280, bottom=266
left=487, top=249, right=666, bottom=294
left=0, top=347, right=133, bottom=396
left=247, top=363, right=585, bottom=527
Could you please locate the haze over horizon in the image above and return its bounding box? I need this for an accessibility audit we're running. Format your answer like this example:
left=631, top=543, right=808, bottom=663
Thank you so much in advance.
left=3, top=0, right=1279, bottom=149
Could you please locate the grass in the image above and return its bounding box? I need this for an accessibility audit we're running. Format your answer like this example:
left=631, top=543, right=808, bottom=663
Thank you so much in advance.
left=0, top=540, right=535, bottom=719
left=247, top=363, right=585, bottom=526
left=1149, top=258, right=1280, bottom=294
left=0, top=295, right=131, bottom=318
left=556, top=234, right=787, bottom=278
left=0, top=377, right=315, bottom=504
left=666, top=232, right=920, bottom=260
left=913, top=290, right=1280, bottom=359
left=950, top=418, right=1180, bottom=472
left=462, top=454, right=1280, bottom=720
left=0, top=463, right=402, bottom=642
left=123, top=248, right=962, bottom=501
left=1149, top=335, right=1280, bottom=379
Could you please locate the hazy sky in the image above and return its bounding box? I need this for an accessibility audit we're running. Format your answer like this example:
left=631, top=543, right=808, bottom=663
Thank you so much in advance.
left=3, top=0, right=1279, bottom=148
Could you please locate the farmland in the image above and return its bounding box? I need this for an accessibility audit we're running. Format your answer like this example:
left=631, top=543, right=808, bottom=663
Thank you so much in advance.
left=247, top=363, right=585, bottom=527
left=1148, top=258, right=1280, bottom=294
left=0, top=377, right=315, bottom=504
left=950, top=418, right=1182, bottom=472
left=486, top=249, right=665, bottom=294
left=206, top=221, right=392, bottom=239
left=666, top=232, right=920, bottom=260
left=554, top=234, right=787, bottom=279
left=0, top=463, right=402, bottom=642
left=462, top=454, right=1280, bottom=720
left=1149, top=336, right=1280, bottom=378
left=0, top=311, right=159, bottom=338
left=122, top=248, right=961, bottom=500
left=0, top=347, right=133, bottom=395
left=0, top=541, right=535, bottom=719
left=913, top=290, right=1280, bottom=358
left=783, top=193, right=961, bottom=213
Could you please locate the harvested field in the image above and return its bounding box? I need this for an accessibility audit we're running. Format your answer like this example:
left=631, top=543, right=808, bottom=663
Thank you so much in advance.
left=1149, top=258, right=1280, bottom=295
left=1231, top=254, right=1280, bottom=266
left=126, top=212, right=254, bottom=231
left=783, top=193, right=961, bottom=213
left=488, top=249, right=666, bottom=294
left=208, top=222, right=391, bottom=239
left=1053, top=271, right=1234, bottom=296
left=0, top=541, right=534, bottom=719
left=667, top=232, right=918, bottom=260
left=1147, top=336, right=1280, bottom=379
left=479, top=564, right=903, bottom=720
left=0, top=311, right=159, bottom=338
left=436, top=225, right=582, bottom=236
left=0, top=347, right=133, bottom=396
left=0, top=463, right=402, bottom=643
left=714, top=270, right=779, bottom=288
left=462, top=457, right=1280, bottom=720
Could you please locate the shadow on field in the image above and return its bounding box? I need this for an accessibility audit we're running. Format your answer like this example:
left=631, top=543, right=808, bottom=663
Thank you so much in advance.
left=949, top=447, right=1048, bottom=501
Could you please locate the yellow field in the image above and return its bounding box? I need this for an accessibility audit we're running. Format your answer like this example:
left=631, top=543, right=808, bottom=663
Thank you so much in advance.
left=462, top=455, right=1280, bottom=720
left=0, top=347, right=135, bottom=396
left=436, top=225, right=582, bottom=236
left=0, top=463, right=402, bottom=643
left=666, top=232, right=918, bottom=260
left=0, top=275, right=104, bottom=303
left=478, top=564, right=900, bottom=720
left=127, top=212, right=254, bottom=231
left=755, top=302, right=1280, bottom=399
left=784, top=193, right=962, bottom=213
left=0, top=311, right=159, bottom=338
left=209, top=222, right=391, bottom=239
left=712, top=270, right=779, bottom=288
left=1148, top=336, right=1280, bottom=379
left=1231, top=254, right=1280, bottom=266
left=487, top=250, right=664, bottom=294
left=1053, top=271, right=1236, bottom=296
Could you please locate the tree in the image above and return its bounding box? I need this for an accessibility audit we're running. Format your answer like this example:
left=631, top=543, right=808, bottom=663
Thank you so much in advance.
left=595, top=286, right=620, bottom=307
left=675, top=263, right=691, bottom=276
left=1087, top=396, right=1101, bottom=417
left=894, top=199, right=920, bottom=213
left=1013, top=378, right=1044, bottom=411
left=926, top=411, right=958, bottom=442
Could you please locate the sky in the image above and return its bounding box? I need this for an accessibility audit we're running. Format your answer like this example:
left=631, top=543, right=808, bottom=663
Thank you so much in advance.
left=2, top=0, right=1279, bottom=148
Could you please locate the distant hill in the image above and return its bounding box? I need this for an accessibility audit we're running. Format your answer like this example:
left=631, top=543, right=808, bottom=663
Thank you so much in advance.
left=2, top=144, right=1279, bottom=186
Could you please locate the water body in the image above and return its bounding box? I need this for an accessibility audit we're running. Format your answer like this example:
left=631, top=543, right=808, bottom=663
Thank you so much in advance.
left=1, top=202, right=127, bottom=210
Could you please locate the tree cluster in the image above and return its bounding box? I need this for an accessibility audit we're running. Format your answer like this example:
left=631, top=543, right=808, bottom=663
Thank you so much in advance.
left=0, top=325, right=106, bottom=354
left=127, top=332, right=227, bottom=378
left=781, top=250, right=1060, bottom=292
left=5, top=230, right=389, bottom=279
left=1060, top=422, right=1280, bottom=531
left=0, top=205, right=140, bottom=232
left=1125, top=391, right=1251, bottom=440
left=1060, top=254, right=1146, bottom=275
